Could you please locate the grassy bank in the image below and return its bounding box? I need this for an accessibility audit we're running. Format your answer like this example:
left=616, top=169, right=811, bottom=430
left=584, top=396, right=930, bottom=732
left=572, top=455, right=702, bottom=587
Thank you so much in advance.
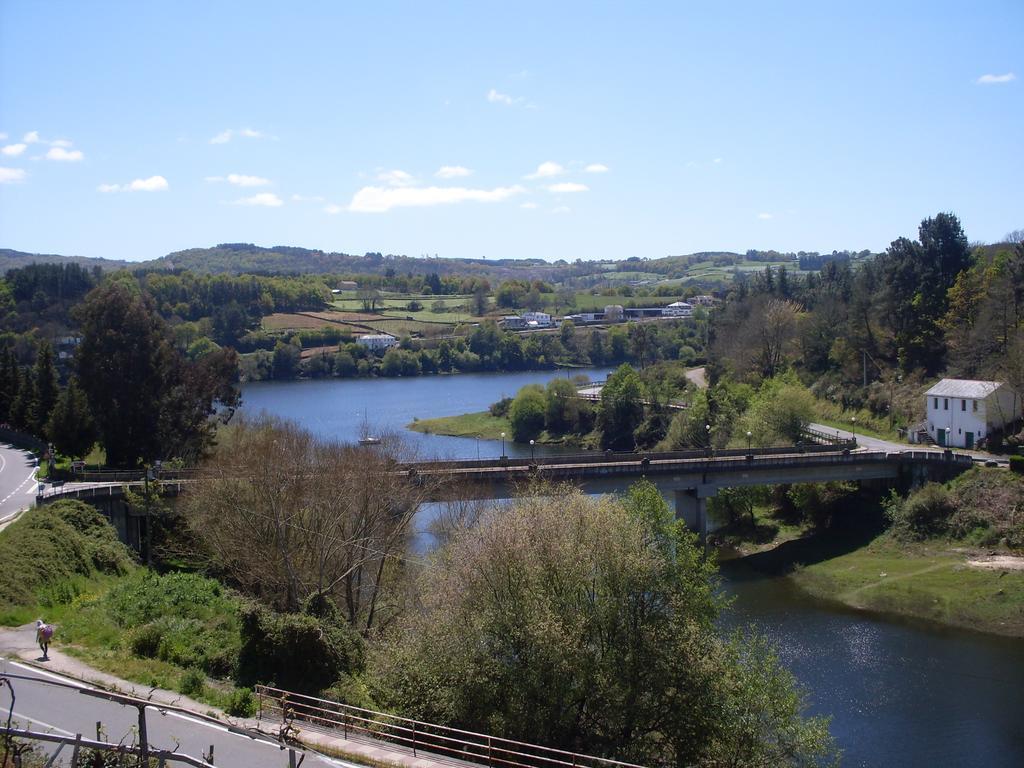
left=789, top=538, right=1024, bottom=636
left=408, top=411, right=510, bottom=440
left=408, top=411, right=592, bottom=446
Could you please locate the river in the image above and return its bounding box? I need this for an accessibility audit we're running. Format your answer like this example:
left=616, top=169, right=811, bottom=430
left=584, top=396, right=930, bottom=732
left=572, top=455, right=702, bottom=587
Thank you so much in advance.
left=240, top=371, right=1024, bottom=767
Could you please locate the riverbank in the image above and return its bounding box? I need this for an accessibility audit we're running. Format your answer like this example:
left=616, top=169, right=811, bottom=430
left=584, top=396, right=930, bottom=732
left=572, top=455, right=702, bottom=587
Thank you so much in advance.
left=733, top=530, right=1024, bottom=637
left=407, top=411, right=593, bottom=447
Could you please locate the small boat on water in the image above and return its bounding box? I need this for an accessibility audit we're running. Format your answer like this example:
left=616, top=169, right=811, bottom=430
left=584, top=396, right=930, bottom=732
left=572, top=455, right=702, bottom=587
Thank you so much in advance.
left=358, top=435, right=382, bottom=446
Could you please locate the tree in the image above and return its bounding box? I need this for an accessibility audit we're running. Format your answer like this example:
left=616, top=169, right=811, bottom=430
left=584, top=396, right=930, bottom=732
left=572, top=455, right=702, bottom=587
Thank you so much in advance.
left=30, top=340, right=59, bottom=435
left=370, top=482, right=835, bottom=766
left=75, top=281, right=239, bottom=467
left=599, top=364, right=644, bottom=450
left=46, top=378, right=96, bottom=458
left=0, top=347, right=19, bottom=424
left=183, top=419, right=434, bottom=628
left=509, top=384, right=546, bottom=442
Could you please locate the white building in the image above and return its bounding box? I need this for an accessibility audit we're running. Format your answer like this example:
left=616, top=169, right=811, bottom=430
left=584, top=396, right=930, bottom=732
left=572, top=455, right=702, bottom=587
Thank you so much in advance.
left=356, top=333, right=398, bottom=352
left=923, top=379, right=1021, bottom=449
left=663, top=301, right=693, bottom=317
left=521, top=311, right=552, bottom=327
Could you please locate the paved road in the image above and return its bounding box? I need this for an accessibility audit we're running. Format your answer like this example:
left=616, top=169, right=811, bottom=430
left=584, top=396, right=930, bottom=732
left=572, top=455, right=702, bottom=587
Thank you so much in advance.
left=0, top=442, right=38, bottom=527
left=0, top=660, right=349, bottom=768
left=808, top=423, right=1002, bottom=463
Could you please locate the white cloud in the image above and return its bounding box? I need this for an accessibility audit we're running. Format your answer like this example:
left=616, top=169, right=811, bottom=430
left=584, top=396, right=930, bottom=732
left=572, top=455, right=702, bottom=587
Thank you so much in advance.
left=349, top=184, right=525, bottom=213
left=233, top=192, right=283, bottom=207
left=584, top=163, right=609, bottom=173
left=206, top=173, right=271, bottom=187
left=130, top=175, right=169, bottom=191
left=377, top=169, right=415, bottom=187
left=23, top=131, right=41, bottom=144
left=436, top=165, right=473, bottom=179
left=547, top=182, right=589, bottom=193
left=98, top=175, right=169, bottom=193
left=713, top=157, right=723, bottom=164
left=2, top=143, right=27, bottom=157
left=209, top=127, right=268, bottom=144
left=487, top=88, right=517, bottom=105
left=46, top=147, right=84, bottom=161
left=757, top=212, right=773, bottom=220
left=520, top=201, right=538, bottom=209
left=977, top=72, right=1016, bottom=85
left=50, top=138, right=73, bottom=148
left=525, top=161, right=565, bottom=179
left=0, top=167, right=27, bottom=184
left=552, top=206, right=571, bottom=214
left=324, top=203, right=344, bottom=215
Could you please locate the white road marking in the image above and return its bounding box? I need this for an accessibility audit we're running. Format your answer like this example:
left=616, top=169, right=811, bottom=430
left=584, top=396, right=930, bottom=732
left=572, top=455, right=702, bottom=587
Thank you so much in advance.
left=11, top=710, right=77, bottom=736
left=7, top=660, right=88, bottom=688
left=1, top=467, right=38, bottom=505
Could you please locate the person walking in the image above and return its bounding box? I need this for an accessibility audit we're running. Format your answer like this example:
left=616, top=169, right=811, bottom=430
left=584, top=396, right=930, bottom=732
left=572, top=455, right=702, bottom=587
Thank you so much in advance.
left=35, top=619, right=53, bottom=660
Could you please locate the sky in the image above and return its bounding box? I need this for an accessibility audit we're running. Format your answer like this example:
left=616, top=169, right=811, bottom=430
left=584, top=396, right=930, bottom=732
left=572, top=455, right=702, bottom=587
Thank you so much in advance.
left=0, top=1, right=1021, bottom=263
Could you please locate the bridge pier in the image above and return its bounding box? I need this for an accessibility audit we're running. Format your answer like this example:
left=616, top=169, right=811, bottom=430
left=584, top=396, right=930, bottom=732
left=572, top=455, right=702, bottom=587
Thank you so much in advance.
left=674, top=485, right=716, bottom=543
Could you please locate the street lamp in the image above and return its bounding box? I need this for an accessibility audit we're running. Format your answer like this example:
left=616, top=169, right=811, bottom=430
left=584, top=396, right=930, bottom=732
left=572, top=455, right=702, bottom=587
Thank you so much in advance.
left=850, top=416, right=857, bottom=443
left=476, top=434, right=481, bottom=460
left=530, top=439, right=536, bottom=461
left=746, top=430, right=752, bottom=452
left=500, top=432, right=506, bottom=459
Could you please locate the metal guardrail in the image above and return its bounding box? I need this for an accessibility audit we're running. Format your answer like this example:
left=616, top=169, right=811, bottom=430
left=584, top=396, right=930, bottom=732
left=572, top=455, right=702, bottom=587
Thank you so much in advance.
left=1, top=728, right=214, bottom=767
left=256, top=685, right=646, bottom=768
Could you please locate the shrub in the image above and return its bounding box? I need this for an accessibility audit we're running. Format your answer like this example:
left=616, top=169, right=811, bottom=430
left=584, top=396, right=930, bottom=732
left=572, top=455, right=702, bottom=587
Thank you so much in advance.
left=509, top=385, right=546, bottom=442
left=885, top=484, right=954, bottom=540
left=179, top=667, right=206, bottom=697
left=226, top=687, right=258, bottom=717
left=1010, top=455, right=1024, bottom=474
left=236, top=604, right=365, bottom=694
left=489, top=397, right=513, bottom=418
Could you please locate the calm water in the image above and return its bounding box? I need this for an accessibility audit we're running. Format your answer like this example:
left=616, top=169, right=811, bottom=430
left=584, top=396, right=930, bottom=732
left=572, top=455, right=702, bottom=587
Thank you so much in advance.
left=240, top=371, right=1024, bottom=767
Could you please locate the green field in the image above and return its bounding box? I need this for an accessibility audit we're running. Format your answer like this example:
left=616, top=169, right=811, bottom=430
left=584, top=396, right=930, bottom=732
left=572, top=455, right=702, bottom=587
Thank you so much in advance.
left=790, top=538, right=1024, bottom=636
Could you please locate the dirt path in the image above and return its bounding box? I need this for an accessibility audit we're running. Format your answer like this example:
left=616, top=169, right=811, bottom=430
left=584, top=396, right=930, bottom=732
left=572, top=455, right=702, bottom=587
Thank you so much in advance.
left=685, top=366, right=707, bottom=389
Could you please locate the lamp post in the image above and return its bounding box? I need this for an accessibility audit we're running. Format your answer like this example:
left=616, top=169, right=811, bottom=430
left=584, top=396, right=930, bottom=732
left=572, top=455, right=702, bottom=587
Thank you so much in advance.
left=500, top=432, right=506, bottom=459
left=476, top=435, right=480, bottom=460
left=530, top=439, right=536, bottom=461
left=850, top=416, right=857, bottom=444
left=746, top=430, right=752, bottom=452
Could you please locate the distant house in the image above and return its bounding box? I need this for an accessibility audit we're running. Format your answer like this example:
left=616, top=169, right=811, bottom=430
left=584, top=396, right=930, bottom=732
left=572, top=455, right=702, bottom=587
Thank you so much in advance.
left=603, top=305, right=625, bottom=322
left=690, top=295, right=719, bottom=307
left=663, top=301, right=693, bottom=317
left=923, top=379, right=1021, bottom=448
left=521, top=311, right=553, bottom=327
left=500, top=316, right=527, bottom=330
left=337, top=280, right=358, bottom=290
left=356, top=333, right=398, bottom=352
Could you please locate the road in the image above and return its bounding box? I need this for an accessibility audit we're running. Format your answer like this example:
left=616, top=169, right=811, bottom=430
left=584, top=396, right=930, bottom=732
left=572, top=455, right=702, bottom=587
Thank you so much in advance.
left=0, top=442, right=38, bottom=528
left=808, top=422, right=1002, bottom=463
left=0, top=660, right=350, bottom=768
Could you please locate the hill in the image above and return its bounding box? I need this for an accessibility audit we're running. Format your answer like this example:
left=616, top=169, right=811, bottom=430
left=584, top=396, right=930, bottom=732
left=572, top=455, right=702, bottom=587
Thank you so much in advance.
left=0, top=248, right=137, bottom=273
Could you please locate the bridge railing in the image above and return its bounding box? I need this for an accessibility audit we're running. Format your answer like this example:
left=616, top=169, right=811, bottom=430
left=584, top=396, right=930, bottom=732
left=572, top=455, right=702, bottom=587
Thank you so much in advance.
left=255, top=685, right=645, bottom=768
left=800, top=425, right=857, bottom=447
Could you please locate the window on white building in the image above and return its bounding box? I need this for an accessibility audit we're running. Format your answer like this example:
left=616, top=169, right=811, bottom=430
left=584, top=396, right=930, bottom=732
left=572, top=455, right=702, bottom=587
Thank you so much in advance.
left=973, top=400, right=978, bottom=412
left=961, top=400, right=966, bottom=411
left=944, top=398, right=948, bottom=410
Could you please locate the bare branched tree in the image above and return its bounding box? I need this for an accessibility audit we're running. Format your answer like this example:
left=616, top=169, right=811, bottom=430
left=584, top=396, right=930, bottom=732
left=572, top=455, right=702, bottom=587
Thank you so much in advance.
left=182, top=418, right=438, bottom=633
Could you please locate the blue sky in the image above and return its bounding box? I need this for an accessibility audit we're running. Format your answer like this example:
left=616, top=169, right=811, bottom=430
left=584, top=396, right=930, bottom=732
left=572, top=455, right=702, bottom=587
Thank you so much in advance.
left=1, top=1, right=1021, bottom=263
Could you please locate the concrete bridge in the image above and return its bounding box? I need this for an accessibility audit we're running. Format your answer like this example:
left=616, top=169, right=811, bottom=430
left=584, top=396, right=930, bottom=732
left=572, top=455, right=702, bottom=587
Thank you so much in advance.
left=37, top=445, right=974, bottom=546
left=407, top=445, right=974, bottom=539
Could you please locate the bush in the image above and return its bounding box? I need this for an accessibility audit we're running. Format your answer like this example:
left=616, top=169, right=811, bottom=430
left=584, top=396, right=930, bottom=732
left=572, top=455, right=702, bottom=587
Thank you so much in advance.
left=489, top=397, right=513, bottom=418
left=226, top=687, right=258, bottom=717
left=885, top=484, right=954, bottom=540
left=1010, top=455, right=1024, bottom=474
left=236, top=603, right=365, bottom=694
left=509, top=385, right=546, bottom=442
left=179, top=667, right=206, bottom=697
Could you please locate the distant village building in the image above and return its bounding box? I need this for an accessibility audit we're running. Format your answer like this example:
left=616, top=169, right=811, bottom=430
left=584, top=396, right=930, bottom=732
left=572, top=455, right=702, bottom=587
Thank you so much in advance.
left=689, top=295, right=719, bottom=307
left=663, top=301, right=693, bottom=317
left=923, top=379, right=1021, bottom=449
left=603, top=305, right=625, bottom=322
left=521, top=311, right=553, bottom=327
left=500, top=316, right=527, bottom=330
left=356, top=333, right=398, bottom=352
left=337, top=280, right=358, bottom=290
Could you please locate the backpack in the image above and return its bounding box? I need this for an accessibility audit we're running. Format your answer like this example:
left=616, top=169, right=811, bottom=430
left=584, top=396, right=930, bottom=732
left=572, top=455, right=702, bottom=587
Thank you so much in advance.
left=40, top=624, right=53, bottom=640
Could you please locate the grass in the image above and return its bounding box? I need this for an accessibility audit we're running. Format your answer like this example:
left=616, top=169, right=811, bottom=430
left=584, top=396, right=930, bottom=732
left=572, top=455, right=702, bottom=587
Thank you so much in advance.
left=813, top=399, right=903, bottom=442
left=790, top=537, right=1024, bottom=636
left=711, top=504, right=810, bottom=555
left=408, top=411, right=511, bottom=440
